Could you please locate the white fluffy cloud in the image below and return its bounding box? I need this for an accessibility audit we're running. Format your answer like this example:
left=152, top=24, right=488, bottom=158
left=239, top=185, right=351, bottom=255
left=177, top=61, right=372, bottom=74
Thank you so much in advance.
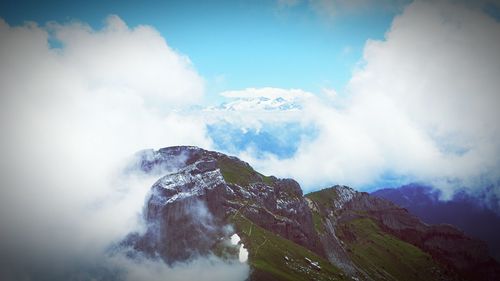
left=234, top=0, right=500, bottom=202
left=0, top=15, right=249, bottom=280
left=200, top=87, right=316, bottom=137
left=344, top=0, right=500, bottom=192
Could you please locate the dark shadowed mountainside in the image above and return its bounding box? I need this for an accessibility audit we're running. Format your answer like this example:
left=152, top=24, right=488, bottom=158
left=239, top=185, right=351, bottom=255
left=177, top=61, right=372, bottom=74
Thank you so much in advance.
left=372, top=184, right=500, bottom=262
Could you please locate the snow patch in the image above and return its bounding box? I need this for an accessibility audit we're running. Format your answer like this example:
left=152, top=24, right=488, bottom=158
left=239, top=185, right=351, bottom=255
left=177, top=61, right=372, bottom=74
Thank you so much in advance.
left=239, top=244, right=248, bottom=263
left=230, top=233, right=241, bottom=245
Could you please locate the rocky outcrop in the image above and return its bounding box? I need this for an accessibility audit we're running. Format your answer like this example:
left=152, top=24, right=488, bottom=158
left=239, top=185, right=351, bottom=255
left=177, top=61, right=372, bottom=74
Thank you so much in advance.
left=307, top=185, right=500, bottom=281
left=126, top=146, right=323, bottom=264
left=123, top=146, right=500, bottom=281
left=304, top=187, right=362, bottom=277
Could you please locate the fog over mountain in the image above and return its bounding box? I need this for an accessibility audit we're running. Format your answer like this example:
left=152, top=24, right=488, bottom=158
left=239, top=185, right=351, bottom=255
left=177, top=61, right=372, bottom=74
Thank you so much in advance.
left=1, top=0, right=500, bottom=280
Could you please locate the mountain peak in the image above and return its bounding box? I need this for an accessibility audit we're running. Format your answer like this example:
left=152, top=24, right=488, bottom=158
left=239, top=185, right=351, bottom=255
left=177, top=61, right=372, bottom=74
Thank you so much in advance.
left=207, top=96, right=303, bottom=112
left=123, top=146, right=500, bottom=281
left=128, top=147, right=323, bottom=266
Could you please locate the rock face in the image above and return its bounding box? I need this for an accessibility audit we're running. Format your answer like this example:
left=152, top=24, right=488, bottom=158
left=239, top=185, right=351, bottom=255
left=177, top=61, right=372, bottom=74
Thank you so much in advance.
left=127, top=146, right=323, bottom=265
left=307, top=186, right=500, bottom=281
left=124, top=146, right=500, bottom=281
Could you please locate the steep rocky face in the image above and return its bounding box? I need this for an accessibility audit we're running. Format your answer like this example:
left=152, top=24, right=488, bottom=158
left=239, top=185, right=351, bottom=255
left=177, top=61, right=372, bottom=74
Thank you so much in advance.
left=127, top=146, right=323, bottom=265
left=304, top=188, right=361, bottom=276
left=124, top=146, right=500, bottom=281
left=307, top=186, right=500, bottom=281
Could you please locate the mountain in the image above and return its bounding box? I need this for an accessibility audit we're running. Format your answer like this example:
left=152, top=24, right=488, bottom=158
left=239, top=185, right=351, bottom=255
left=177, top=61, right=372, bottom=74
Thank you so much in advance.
left=206, top=96, right=302, bottom=112
left=123, top=146, right=500, bottom=281
left=372, top=184, right=500, bottom=262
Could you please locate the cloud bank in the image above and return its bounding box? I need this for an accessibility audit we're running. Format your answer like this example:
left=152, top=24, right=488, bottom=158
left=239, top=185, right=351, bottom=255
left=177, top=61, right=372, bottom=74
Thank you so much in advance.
left=222, top=1, right=500, bottom=207
left=0, top=15, right=248, bottom=280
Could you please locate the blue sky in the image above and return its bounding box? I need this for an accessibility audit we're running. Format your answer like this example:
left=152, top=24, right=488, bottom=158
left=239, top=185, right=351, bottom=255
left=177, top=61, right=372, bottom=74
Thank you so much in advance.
left=0, top=0, right=399, bottom=102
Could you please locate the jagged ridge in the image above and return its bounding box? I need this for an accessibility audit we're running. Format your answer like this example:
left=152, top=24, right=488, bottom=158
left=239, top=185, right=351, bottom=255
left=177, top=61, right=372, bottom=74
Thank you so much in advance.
left=123, top=146, right=500, bottom=281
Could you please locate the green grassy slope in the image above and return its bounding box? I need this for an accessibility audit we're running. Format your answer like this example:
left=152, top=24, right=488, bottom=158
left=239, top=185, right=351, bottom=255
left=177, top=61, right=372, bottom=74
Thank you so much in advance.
left=306, top=188, right=342, bottom=208
left=306, top=187, right=458, bottom=281
left=215, top=163, right=456, bottom=281
left=217, top=157, right=273, bottom=186
left=231, top=214, right=349, bottom=281
left=337, top=218, right=449, bottom=281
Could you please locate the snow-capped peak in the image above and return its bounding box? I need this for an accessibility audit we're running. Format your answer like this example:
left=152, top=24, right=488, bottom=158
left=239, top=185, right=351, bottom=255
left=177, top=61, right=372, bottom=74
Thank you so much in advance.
left=212, top=96, right=302, bottom=112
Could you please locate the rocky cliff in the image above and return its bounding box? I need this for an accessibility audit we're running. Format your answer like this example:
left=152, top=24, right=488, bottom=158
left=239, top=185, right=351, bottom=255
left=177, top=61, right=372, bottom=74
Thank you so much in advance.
left=123, top=146, right=500, bottom=281
left=308, top=186, right=500, bottom=281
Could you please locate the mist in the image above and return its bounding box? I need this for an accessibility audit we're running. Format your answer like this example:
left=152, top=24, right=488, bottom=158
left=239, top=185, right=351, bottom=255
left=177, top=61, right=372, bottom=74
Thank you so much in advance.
left=0, top=16, right=248, bottom=281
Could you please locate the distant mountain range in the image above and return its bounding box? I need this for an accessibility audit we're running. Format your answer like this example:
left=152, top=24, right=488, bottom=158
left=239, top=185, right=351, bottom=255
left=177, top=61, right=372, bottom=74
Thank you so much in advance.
left=206, top=96, right=302, bottom=112
left=120, top=146, right=500, bottom=281
left=372, top=184, right=500, bottom=263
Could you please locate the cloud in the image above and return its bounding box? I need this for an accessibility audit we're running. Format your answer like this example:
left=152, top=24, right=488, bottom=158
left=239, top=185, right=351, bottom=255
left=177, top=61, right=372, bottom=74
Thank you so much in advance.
left=2, top=1, right=500, bottom=276
left=344, top=0, right=500, bottom=190
left=222, top=1, right=500, bottom=208
left=108, top=253, right=249, bottom=281
left=0, top=15, right=248, bottom=280
left=202, top=88, right=319, bottom=159
left=51, top=15, right=204, bottom=107
left=201, top=88, right=317, bottom=138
